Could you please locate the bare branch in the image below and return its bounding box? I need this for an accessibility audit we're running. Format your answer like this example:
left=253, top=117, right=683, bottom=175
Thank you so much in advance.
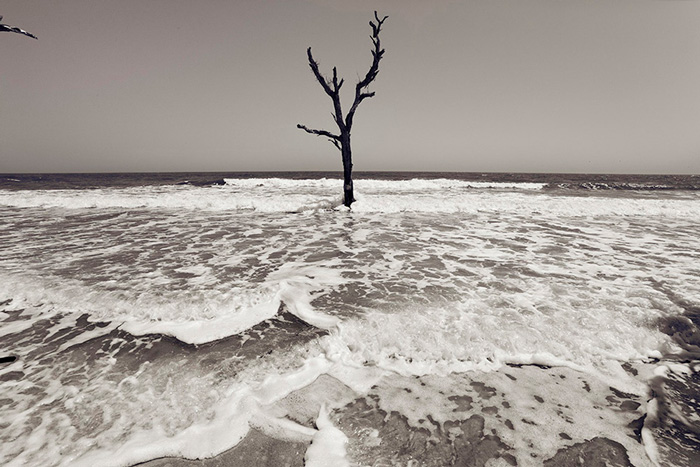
left=296, top=124, right=341, bottom=151
left=332, top=67, right=344, bottom=92
left=358, top=12, right=387, bottom=92
left=297, top=124, right=340, bottom=141
left=345, top=11, right=387, bottom=130
left=305, top=48, right=346, bottom=132
left=375, top=11, right=389, bottom=26
left=306, top=48, right=334, bottom=97
left=0, top=16, right=38, bottom=39
left=346, top=92, right=375, bottom=122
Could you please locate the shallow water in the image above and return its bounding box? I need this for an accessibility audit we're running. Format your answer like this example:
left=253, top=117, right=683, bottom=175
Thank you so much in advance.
left=1, top=175, right=699, bottom=466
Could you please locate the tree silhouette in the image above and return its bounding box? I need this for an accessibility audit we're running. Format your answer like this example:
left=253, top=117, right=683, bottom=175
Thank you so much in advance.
left=297, top=11, right=388, bottom=208
left=0, top=16, right=38, bottom=39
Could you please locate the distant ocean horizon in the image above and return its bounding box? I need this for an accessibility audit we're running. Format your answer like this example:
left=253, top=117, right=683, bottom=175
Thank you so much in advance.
left=1, top=170, right=699, bottom=192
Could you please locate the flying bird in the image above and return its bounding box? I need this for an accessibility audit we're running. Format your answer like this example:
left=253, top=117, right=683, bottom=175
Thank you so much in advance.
left=0, top=16, right=38, bottom=39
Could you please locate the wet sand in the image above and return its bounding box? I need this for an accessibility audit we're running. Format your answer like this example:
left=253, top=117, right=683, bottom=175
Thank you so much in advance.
left=134, top=364, right=673, bottom=467
left=137, top=429, right=306, bottom=467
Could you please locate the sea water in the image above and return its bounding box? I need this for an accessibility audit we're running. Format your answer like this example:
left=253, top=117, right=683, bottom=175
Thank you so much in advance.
left=0, top=172, right=698, bottom=466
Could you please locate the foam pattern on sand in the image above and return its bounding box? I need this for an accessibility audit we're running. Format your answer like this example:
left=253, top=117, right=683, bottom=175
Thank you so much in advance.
left=333, top=366, right=653, bottom=466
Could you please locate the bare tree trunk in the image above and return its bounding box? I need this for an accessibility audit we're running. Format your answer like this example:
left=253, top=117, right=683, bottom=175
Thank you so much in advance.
left=341, top=134, right=354, bottom=207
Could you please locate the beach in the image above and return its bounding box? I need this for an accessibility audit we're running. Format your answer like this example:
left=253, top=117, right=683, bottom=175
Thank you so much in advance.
left=1, top=173, right=699, bottom=466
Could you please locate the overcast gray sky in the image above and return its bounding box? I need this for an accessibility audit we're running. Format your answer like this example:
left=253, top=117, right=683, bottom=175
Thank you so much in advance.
left=1, top=0, right=699, bottom=174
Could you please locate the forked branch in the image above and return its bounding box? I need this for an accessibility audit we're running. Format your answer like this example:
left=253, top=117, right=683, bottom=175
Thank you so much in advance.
left=345, top=11, right=388, bottom=129
left=306, top=48, right=334, bottom=97
left=304, top=47, right=346, bottom=131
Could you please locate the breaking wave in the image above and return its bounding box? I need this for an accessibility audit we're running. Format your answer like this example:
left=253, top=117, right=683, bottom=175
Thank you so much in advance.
left=0, top=178, right=698, bottom=216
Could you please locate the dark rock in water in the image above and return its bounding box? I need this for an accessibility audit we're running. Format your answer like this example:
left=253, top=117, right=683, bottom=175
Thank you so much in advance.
left=543, top=437, right=632, bottom=466
left=647, top=363, right=700, bottom=466
left=657, top=315, right=700, bottom=350
left=650, top=280, right=700, bottom=355
left=0, top=356, right=17, bottom=364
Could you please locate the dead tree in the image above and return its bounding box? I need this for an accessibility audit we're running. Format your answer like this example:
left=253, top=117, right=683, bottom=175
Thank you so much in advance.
left=297, top=11, right=388, bottom=208
left=0, top=16, right=38, bottom=39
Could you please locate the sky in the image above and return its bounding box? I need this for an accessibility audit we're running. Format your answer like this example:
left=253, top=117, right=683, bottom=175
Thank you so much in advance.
left=1, top=0, right=699, bottom=174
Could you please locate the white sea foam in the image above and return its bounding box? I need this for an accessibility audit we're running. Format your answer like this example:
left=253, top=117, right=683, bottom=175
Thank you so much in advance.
left=223, top=177, right=548, bottom=191
left=304, top=404, right=350, bottom=467
left=0, top=261, right=345, bottom=346
left=120, top=298, right=281, bottom=345
left=63, top=356, right=333, bottom=467
left=1, top=178, right=698, bottom=466
left=2, top=178, right=696, bottom=216
left=317, top=296, right=669, bottom=382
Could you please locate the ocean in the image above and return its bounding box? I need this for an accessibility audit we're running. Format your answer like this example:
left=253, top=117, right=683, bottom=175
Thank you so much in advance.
left=0, top=172, right=698, bottom=466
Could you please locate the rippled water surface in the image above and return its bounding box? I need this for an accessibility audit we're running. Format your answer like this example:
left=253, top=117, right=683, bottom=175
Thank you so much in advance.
left=1, top=174, right=699, bottom=466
